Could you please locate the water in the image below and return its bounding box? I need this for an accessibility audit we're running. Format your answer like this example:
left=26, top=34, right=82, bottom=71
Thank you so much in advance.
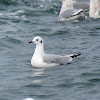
left=0, top=0, right=100, bottom=100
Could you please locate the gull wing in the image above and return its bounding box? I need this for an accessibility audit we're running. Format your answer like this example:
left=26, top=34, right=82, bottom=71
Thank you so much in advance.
left=59, top=9, right=84, bottom=20
left=43, top=54, right=72, bottom=65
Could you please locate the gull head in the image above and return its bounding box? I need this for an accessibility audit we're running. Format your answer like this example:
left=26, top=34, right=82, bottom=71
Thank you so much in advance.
left=29, top=36, right=43, bottom=45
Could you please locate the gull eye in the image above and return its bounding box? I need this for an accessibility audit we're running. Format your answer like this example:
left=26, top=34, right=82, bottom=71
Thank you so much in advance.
left=36, top=39, right=38, bottom=41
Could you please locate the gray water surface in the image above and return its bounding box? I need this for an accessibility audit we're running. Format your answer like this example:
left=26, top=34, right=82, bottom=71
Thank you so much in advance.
left=0, top=0, right=100, bottom=100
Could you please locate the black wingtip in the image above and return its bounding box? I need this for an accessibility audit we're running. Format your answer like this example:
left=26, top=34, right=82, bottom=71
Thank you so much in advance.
left=77, top=52, right=81, bottom=56
left=71, top=52, right=81, bottom=58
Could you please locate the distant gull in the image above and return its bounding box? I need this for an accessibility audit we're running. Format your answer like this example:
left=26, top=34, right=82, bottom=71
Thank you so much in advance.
left=89, top=0, right=100, bottom=18
left=59, top=0, right=89, bottom=21
left=23, top=98, right=34, bottom=100
left=29, top=36, right=81, bottom=67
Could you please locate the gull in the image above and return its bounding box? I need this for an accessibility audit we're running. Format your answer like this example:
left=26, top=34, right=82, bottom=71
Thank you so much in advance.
left=89, top=0, right=100, bottom=18
left=59, top=0, right=89, bottom=21
left=23, top=98, right=34, bottom=100
left=29, top=36, right=81, bottom=67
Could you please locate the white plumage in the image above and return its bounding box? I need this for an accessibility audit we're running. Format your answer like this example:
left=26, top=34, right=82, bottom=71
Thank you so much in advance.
left=29, top=36, right=81, bottom=67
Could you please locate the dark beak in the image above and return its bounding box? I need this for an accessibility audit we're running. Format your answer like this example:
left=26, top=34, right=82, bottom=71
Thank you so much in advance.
left=28, top=41, right=32, bottom=43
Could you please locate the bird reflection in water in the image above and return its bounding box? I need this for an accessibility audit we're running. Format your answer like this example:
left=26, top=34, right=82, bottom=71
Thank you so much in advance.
left=31, top=68, right=45, bottom=84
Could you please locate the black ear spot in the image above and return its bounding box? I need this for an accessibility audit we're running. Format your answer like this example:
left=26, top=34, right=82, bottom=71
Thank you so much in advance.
left=40, top=40, right=42, bottom=43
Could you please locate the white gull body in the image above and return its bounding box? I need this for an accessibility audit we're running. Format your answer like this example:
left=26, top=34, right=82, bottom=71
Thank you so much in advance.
left=89, top=0, right=100, bottom=18
left=29, top=36, right=81, bottom=67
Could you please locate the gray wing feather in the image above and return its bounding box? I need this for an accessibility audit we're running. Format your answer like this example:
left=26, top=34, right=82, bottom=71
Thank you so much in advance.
left=60, top=9, right=76, bottom=19
left=59, top=9, right=83, bottom=19
left=59, top=2, right=89, bottom=20
left=73, top=2, right=89, bottom=10
left=43, top=54, right=71, bottom=65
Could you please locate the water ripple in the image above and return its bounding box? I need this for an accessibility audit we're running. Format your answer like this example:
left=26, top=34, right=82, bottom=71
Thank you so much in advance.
left=0, top=0, right=100, bottom=100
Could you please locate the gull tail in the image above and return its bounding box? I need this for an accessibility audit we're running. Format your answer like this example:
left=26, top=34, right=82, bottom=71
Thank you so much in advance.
left=70, top=52, right=81, bottom=58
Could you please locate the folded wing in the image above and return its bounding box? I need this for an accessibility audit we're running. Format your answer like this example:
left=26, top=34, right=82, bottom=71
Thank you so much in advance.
left=43, top=54, right=72, bottom=65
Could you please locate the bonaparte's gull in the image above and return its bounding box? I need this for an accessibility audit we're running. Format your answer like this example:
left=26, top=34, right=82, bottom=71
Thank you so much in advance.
left=29, top=36, right=81, bottom=67
left=59, top=0, right=89, bottom=21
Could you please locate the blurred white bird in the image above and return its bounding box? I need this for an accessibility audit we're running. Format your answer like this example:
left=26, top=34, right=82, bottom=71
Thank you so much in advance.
left=23, top=98, right=34, bottom=100
left=59, top=0, right=89, bottom=21
left=89, top=0, right=100, bottom=18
